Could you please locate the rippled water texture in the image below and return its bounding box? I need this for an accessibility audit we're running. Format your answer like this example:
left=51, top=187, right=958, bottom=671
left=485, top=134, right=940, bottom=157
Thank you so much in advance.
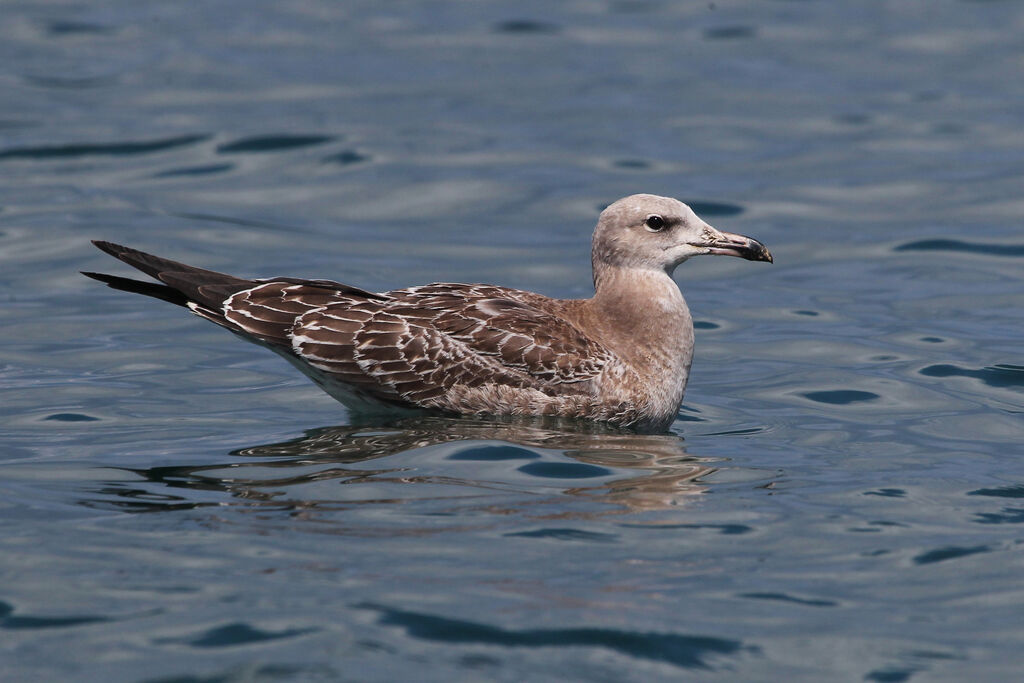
left=2, top=1, right=1023, bottom=680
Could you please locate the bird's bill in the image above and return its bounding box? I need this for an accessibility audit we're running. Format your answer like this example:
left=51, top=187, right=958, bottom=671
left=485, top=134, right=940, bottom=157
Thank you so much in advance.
left=700, top=230, right=773, bottom=263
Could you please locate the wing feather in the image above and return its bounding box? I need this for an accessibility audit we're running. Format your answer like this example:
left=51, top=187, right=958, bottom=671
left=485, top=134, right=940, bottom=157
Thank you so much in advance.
left=216, top=279, right=612, bottom=412
left=222, top=282, right=363, bottom=345
left=392, top=285, right=610, bottom=384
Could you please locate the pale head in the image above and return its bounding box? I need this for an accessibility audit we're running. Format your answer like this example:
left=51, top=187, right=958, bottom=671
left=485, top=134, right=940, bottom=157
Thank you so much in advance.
left=591, top=193, right=772, bottom=284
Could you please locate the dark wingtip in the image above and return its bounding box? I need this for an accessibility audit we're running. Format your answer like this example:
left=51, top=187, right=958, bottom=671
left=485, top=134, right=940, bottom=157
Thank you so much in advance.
left=81, top=269, right=190, bottom=306
left=86, top=239, right=254, bottom=309
left=91, top=240, right=127, bottom=258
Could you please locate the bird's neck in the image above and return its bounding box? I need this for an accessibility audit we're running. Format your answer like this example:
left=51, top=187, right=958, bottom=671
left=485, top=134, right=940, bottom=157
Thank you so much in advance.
left=588, top=265, right=694, bottom=367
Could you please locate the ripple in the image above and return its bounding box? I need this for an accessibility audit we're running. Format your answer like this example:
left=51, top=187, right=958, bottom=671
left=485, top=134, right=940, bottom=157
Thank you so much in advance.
left=834, top=112, right=872, bottom=126
left=919, top=364, right=1024, bottom=389
left=912, top=544, right=992, bottom=565
left=0, top=134, right=209, bottom=160
left=216, top=134, right=335, bottom=154
left=864, top=488, right=906, bottom=498
left=620, top=523, right=753, bottom=535
left=322, top=150, right=371, bottom=165
left=155, top=622, right=318, bottom=648
left=697, top=427, right=766, bottom=437
left=801, top=390, right=880, bottom=405
left=693, top=320, right=720, bottom=330
left=738, top=592, right=837, bottom=607
left=611, top=158, right=653, bottom=170
left=895, top=239, right=1024, bottom=258
left=676, top=406, right=707, bottom=422
left=360, top=603, right=756, bottom=669
left=967, top=485, right=1024, bottom=498
left=0, top=600, right=109, bottom=630
left=703, top=26, right=757, bottom=40
left=492, top=20, right=561, bottom=34
left=44, top=413, right=99, bottom=422
left=153, top=163, right=234, bottom=178
left=503, top=528, right=618, bottom=543
left=22, top=75, right=117, bottom=89
left=865, top=668, right=920, bottom=683
left=141, top=664, right=335, bottom=682
left=517, top=461, right=612, bottom=479
left=974, top=508, right=1024, bottom=524
left=44, top=20, right=113, bottom=35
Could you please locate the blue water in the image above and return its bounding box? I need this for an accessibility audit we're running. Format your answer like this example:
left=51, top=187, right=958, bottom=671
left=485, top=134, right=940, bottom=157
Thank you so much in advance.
left=2, top=1, right=1023, bottom=680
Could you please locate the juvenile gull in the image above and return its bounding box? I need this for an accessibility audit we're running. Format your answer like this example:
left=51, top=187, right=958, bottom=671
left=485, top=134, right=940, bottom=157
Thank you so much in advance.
left=84, top=194, right=772, bottom=431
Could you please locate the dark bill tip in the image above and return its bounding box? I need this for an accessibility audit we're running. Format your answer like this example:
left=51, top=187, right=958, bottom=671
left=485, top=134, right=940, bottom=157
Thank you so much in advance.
left=706, top=233, right=773, bottom=263
left=743, top=238, right=773, bottom=263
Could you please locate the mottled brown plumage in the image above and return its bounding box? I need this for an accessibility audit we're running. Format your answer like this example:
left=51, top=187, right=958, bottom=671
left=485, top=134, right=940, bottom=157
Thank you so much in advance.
left=84, top=194, right=772, bottom=431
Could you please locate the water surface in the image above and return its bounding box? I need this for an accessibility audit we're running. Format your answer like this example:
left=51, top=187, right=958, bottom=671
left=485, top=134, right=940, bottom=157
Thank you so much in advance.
left=2, top=1, right=1023, bottom=680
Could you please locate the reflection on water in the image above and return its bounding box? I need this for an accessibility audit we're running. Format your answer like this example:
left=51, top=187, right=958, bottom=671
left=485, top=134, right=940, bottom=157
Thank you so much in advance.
left=83, top=417, right=715, bottom=516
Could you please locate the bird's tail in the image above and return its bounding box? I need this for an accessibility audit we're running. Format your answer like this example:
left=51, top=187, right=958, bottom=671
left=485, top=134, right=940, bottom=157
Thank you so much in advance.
left=83, top=240, right=255, bottom=310
left=81, top=270, right=191, bottom=307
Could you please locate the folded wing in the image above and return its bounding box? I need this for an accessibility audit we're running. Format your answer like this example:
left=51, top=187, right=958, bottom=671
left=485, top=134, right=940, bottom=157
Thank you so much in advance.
left=86, top=242, right=614, bottom=413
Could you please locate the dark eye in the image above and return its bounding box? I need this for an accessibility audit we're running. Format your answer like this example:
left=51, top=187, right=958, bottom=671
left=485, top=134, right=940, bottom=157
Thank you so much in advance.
left=644, top=214, right=666, bottom=232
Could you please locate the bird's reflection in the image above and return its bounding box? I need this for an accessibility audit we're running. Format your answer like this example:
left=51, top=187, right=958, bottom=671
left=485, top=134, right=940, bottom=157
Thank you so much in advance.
left=87, top=416, right=716, bottom=515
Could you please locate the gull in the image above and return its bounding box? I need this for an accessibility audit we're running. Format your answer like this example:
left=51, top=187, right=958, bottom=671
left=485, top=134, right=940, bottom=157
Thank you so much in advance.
left=84, top=194, right=772, bottom=431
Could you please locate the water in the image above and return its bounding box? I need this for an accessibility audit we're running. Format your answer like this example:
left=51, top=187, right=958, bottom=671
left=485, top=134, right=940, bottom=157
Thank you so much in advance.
left=2, top=1, right=1023, bottom=680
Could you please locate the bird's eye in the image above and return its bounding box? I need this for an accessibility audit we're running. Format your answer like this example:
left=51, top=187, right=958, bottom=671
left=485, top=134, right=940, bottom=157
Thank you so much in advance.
left=644, top=214, right=666, bottom=232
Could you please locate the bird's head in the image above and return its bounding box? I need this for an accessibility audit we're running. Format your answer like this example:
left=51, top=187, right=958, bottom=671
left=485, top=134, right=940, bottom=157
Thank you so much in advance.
left=592, top=194, right=772, bottom=280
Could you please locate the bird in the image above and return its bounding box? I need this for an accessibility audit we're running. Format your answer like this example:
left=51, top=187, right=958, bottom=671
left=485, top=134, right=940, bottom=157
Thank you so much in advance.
left=84, top=194, right=772, bottom=431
